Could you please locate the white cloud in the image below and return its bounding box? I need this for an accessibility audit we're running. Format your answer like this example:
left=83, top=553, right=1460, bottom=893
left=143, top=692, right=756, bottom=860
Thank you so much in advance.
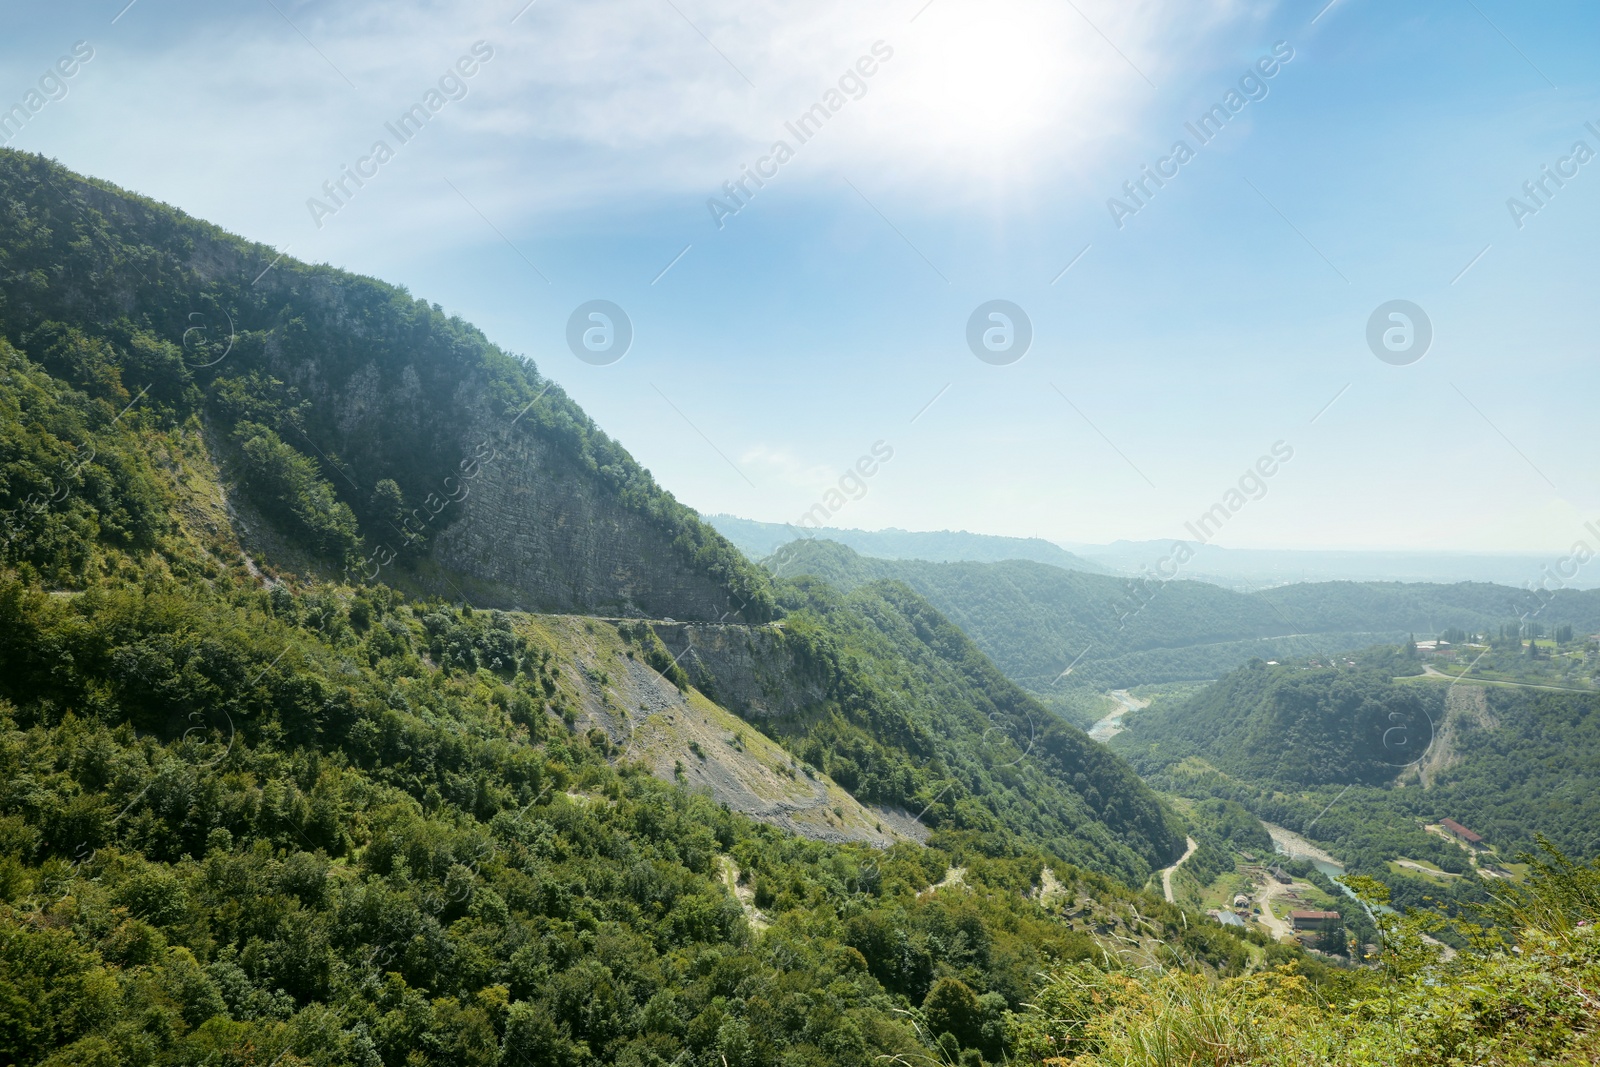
left=13, top=0, right=1275, bottom=259
left=739, top=444, right=838, bottom=492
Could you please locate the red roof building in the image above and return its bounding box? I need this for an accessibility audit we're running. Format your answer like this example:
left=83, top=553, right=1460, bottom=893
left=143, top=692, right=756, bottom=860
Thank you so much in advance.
left=1290, top=909, right=1342, bottom=931
left=1440, top=819, right=1483, bottom=845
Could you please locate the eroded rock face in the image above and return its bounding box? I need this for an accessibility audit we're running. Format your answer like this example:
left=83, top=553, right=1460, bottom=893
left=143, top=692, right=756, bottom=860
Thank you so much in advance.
left=538, top=614, right=919, bottom=846
left=650, top=622, right=830, bottom=719
left=428, top=421, right=749, bottom=620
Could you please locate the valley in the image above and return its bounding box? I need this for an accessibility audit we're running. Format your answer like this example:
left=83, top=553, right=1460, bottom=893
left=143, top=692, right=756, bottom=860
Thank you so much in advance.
left=761, top=539, right=1600, bottom=694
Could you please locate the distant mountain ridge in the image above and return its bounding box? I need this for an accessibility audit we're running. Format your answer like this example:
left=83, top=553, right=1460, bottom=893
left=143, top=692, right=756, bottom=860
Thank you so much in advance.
left=1070, top=540, right=1600, bottom=591
left=765, top=540, right=1600, bottom=691
left=710, top=515, right=1585, bottom=592
left=706, top=514, right=1112, bottom=573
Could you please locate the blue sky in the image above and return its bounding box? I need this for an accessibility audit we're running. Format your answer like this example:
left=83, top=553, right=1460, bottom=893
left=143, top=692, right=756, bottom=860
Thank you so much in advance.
left=4, top=0, right=1598, bottom=557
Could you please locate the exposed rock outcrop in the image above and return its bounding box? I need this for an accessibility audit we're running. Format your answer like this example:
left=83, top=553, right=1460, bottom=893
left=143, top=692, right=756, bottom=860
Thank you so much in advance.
left=427, top=417, right=755, bottom=620
left=650, top=621, right=830, bottom=719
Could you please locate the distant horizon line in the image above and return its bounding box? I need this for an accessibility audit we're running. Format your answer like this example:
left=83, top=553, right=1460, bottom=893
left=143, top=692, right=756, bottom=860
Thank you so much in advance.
left=704, top=512, right=1586, bottom=559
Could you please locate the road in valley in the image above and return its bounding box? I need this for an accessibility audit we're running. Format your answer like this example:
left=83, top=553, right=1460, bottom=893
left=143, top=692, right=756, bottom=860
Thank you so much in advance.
left=1254, top=880, right=1295, bottom=941
left=1160, top=836, right=1199, bottom=903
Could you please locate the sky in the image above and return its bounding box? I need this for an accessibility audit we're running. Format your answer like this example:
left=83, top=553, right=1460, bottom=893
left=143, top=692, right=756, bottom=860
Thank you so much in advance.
left=4, top=0, right=1599, bottom=566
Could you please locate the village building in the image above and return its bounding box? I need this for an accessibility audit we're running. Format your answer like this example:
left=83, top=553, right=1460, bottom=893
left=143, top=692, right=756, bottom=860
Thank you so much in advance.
left=1290, top=909, right=1341, bottom=932
left=1440, top=818, right=1484, bottom=847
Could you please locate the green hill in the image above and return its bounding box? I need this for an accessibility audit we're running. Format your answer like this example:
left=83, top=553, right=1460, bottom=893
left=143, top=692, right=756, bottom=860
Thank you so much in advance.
left=0, top=542, right=1213, bottom=1067
left=0, top=149, right=769, bottom=623
left=764, top=540, right=1600, bottom=693
left=0, top=147, right=1190, bottom=874
left=708, top=514, right=1111, bottom=573
left=748, top=577, right=1184, bottom=879
left=1109, top=658, right=1445, bottom=789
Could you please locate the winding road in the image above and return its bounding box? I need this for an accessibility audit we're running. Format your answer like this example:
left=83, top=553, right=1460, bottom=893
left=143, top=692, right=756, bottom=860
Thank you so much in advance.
left=1254, top=881, right=1295, bottom=941
left=1160, top=836, right=1199, bottom=903
left=1420, top=663, right=1592, bottom=694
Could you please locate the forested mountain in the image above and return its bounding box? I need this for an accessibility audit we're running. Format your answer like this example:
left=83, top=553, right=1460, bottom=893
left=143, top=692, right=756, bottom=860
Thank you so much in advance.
left=1109, top=659, right=1444, bottom=789
left=0, top=153, right=1247, bottom=1066
left=747, top=578, right=1183, bottom=879
left=0, top=548, right=1217, bottom=1066
left=708, top=515, right=1111, bottom=573
left=0, top=150, right=768, bottom=622
left=766, top=540, right=1600, bottom=691
left=0, top=146, right=1190, bottom=863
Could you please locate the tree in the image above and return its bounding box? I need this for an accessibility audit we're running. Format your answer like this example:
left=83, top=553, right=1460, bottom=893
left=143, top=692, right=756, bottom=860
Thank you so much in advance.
left=233, top=422, right=360, bottom=559
left=923, top=976, right=983, bottom=1051
left=501, top=1001, right=589, bottom=1067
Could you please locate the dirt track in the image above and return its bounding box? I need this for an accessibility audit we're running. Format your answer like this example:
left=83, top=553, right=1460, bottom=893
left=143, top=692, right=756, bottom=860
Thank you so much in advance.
left=1160, top=836, right=1198, bottom=903
left=1254, top=880, right=1295, bottom=941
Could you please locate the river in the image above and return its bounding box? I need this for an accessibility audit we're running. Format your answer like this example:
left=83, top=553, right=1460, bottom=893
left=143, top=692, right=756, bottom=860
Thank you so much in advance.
left=1264, top=821, right=1345, bottom=879
left=1088, top=689, right=1148, bottom=742
left=1264, top=821, right=1394, bottom=915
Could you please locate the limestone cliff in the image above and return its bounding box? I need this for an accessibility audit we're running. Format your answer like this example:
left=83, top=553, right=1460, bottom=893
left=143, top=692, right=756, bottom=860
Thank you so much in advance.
left=650, top=621, right=830, bottom=719
left=424, top=411, right=761, bottom=620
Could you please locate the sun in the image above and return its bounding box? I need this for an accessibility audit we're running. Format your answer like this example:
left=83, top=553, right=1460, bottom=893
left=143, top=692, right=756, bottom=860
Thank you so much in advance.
left=859, top=0, right=1150, bottom=177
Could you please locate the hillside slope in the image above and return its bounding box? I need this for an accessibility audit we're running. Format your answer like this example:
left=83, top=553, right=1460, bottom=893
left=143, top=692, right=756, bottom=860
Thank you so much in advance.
left=0, top=519, right=1241, bottom=1067
left=0, top=320, right=1181, bottom=881
left=0, top=149, right=770, bottom=622
left=721, top=578, right=1185, bottom=880
left=0, top=151, right=1182, bottom=882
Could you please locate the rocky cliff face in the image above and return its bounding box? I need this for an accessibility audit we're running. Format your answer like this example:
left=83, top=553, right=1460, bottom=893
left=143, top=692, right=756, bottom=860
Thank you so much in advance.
left=651, top=622, right=830, bottom=719
left=526, top=614, right=923, bottom=845
left=426, top=417, right=755, bottom=620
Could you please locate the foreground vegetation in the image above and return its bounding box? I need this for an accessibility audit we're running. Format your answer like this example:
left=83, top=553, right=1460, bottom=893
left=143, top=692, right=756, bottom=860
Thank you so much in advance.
left=8, top=543, right=1595, bottom=1067
left=1011, top=845, right=1600, bottom=1066
left=0, top=558, right=1246, bottom=1067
